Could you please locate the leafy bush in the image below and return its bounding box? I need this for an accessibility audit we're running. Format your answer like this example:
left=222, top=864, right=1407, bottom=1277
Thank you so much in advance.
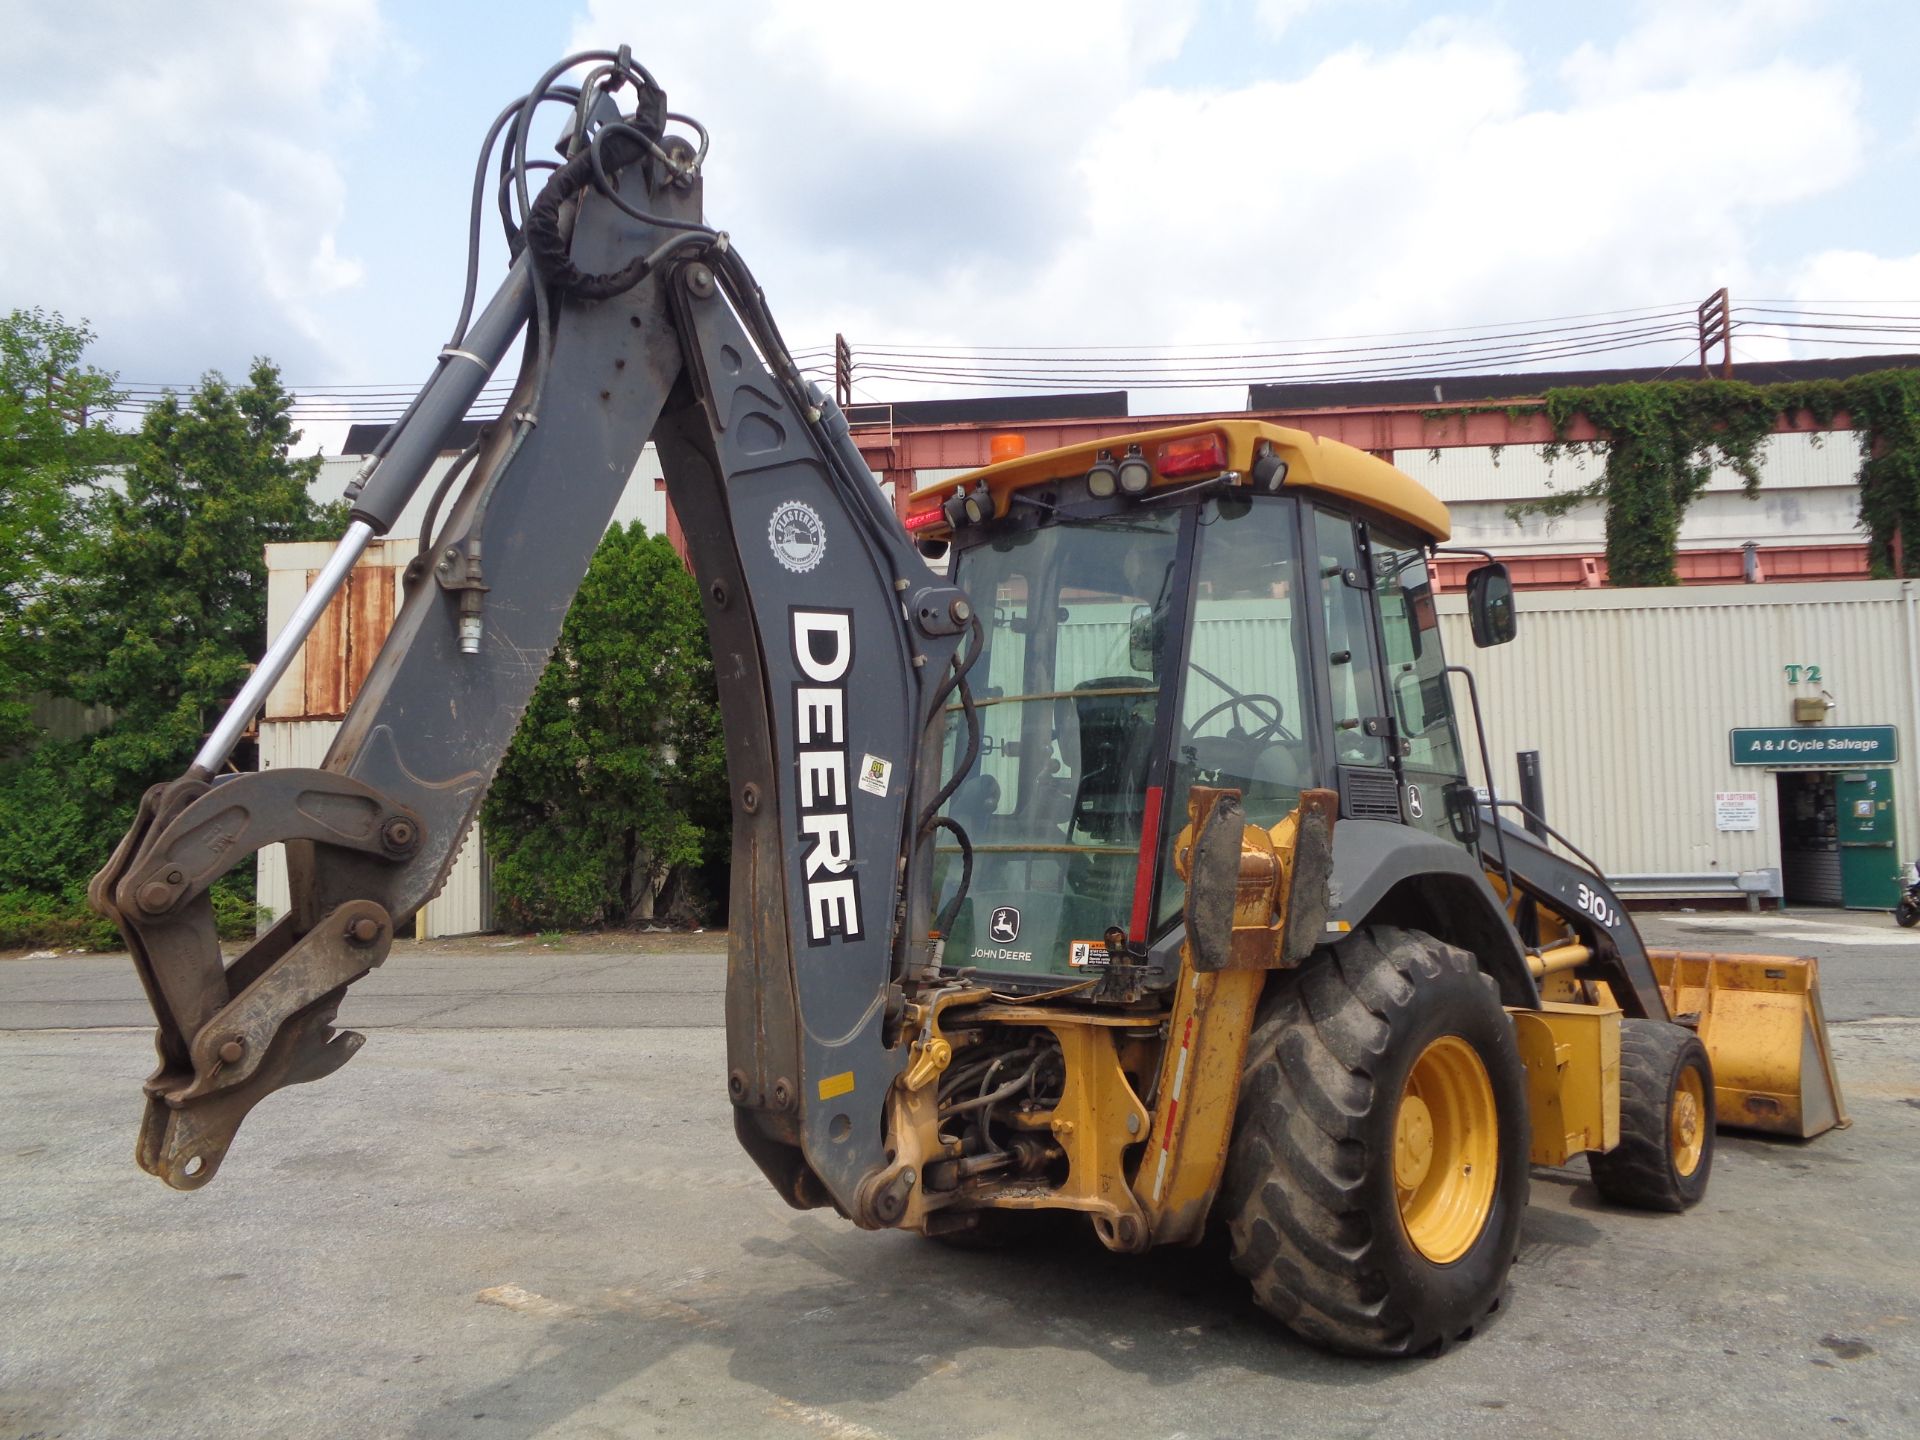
left=484, top=522, right=728, bottom=930
left=0, top=888, right=118, bottom=950
left=0, top=310, right=337, bottom=949
left=0, top=879, right=261, bottom=951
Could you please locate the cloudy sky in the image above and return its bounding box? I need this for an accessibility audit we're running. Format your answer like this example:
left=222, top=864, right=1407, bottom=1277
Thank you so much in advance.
left=3, top=0, right=1917, bottom=450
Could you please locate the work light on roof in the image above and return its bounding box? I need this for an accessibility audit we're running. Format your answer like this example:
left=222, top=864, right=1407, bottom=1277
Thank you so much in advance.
left=1086, top=453, right=1118, bottom=498
left=1117, top=446, right=1152, bottom=494
left=1251, top=446, right=1289, bottom=492
left=943, top=478, right=994, bottom=529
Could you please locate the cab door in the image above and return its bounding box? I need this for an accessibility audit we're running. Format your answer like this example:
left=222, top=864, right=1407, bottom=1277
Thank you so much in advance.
left=1370, top=533, right=1472, bottom=845
left=1309, top=508, right=1401, bottom=823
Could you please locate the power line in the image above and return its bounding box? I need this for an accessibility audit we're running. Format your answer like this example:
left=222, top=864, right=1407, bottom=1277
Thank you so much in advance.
left=845, top=300, right=1700, bottom=352
left=94, top=298, right=1920, bottom=424
left=848, top=320, right=1700, bottom=384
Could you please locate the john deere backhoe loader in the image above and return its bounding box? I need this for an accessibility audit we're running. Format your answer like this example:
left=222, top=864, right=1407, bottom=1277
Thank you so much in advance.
left=91, top=48, right=1847, bottom=1358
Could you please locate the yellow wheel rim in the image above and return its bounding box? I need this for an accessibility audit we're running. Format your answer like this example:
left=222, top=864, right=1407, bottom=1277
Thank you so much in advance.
left=1671, top=1066, right=1707, bottom=1177
left=1394, top=1036, right=1499, bottom=1264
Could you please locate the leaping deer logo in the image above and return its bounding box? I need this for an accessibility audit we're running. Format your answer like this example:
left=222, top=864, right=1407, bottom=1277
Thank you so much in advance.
left=989, top=906, right=1020, bottom=943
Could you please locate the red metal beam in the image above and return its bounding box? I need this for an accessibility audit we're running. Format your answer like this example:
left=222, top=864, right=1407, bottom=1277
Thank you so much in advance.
left=854, top=402, right=1857, bottom=477
left=1430, top=543, right=1870, bottom=592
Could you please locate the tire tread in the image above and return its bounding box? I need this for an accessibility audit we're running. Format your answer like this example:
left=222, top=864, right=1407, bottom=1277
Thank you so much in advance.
left=1220, top=926, right=1526, bottom=1357
left=1588, top=1020, right=1714, bottom=1212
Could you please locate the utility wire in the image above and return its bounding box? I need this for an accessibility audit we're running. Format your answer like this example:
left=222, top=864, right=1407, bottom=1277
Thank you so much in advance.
left=99, top=299, right=1920, bottom=422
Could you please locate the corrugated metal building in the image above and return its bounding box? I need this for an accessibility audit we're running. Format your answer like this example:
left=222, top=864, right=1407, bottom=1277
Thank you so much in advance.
left=256, top=540, right=495, bottom=939
left=262, top=532, right=1915, bottom=930
left=265, top=380, right=1908, bottom=929
left=265, top=440, right=675, bottom=937
left=1400, top=431, right=1864, bottom=562
left=1436, top=579, right=1917, bottom=906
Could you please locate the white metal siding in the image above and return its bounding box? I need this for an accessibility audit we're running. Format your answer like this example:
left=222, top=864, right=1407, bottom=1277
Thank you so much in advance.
left=1436, top=579, right=1919, bottom=883
left=1397, top=431, right=1860, bottom=506
left=1447, top=485, right=1865, bottom=556
left=1400, top=432, right=1867, bottom=556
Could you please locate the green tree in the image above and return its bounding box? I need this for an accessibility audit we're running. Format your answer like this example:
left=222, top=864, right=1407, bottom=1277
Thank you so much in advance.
left=61, top=359, right=341, bottom=801
left=484, top=522, right=728, bottom=930
left=0, top=356, right=339, bottom=946
left=0, top=309, right=122, bottom=747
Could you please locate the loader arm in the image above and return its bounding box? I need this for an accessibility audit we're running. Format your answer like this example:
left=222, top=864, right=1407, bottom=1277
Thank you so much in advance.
left=1480, top=812, right=1670, bottom=1021
left=91, top=51, right=973, bottom=1213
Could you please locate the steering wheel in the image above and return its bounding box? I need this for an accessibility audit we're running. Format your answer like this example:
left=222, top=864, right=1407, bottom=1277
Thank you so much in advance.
left=1187, top=692, right=1292, bottom=742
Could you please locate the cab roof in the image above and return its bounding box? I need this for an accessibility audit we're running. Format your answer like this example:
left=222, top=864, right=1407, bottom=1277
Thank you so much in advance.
left=902, top=419, right=1451, bottom=543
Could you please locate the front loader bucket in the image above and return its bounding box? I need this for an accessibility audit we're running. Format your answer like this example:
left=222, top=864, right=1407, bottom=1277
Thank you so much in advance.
left=1648, top=950, right=1850, bottom=1139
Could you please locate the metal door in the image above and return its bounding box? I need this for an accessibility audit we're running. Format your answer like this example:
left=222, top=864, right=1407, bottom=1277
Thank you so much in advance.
left=1837, top=770, right=1900, bottom=909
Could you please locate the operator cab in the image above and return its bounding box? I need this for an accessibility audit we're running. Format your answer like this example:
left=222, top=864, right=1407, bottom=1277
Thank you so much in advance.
left=905, top=421, right=1509, bottom=993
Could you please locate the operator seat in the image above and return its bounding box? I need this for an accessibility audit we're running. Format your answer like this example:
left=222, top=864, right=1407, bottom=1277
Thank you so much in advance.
left=1070, top=675, right=1157, bottom=843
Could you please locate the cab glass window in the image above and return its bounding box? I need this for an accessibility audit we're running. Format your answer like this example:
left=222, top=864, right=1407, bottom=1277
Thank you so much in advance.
left=1372, top=536, right=1466, bottom=836
left=1157, top=496, right=1312, bottom=922
left=937, top=512, right=1184, bottom=971
left=1313, top=509, right=1387, bottom=768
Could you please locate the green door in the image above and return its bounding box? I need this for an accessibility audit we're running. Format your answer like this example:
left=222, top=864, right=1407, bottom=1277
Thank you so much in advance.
left=1837, top=770, right=1900, bottom=909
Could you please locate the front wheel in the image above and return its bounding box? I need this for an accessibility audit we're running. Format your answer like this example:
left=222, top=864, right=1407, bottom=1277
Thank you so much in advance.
left=1589, top=1019, right=1714, bottom=1212
left=1219, top=926, right=1530, bottom=1357
left=1895, top=896, right=1919, bottom=928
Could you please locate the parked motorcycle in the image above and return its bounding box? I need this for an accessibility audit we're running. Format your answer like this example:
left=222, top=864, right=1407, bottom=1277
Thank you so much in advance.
left=1898, top=858, right=1920, bottom=928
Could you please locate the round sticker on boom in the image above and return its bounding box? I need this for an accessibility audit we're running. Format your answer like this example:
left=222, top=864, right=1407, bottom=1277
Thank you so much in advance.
left=769, top=500, right=826, bottom=573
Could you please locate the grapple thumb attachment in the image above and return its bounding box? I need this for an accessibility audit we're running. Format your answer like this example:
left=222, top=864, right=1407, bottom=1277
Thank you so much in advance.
left=1649, top=948, right=1850, bottom=1139
left=90, top=769, right=413, bottom=1187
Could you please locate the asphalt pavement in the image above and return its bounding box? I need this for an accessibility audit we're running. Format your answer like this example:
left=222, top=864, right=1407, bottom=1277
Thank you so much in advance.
left=2, top=909, right=1916, bottom=1439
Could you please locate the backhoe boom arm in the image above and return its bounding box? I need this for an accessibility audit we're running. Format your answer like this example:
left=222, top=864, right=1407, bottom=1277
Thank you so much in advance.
left=92, top=52, right=972, bottom=1216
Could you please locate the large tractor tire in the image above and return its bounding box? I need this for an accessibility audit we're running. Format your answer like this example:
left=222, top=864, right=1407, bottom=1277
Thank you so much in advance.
left=1219, top=926, right=1530, bottom=1357
left=1589, top=1019, right=1714, bottom=1212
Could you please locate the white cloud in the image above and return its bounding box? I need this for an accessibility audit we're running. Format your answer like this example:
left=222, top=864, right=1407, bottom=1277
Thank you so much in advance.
left=1560, top=0, right=1825, bottom=99
left=1255, top=0, right=1326, bottom=40
left=0, top=0, right=384, bottom=384
left=558, top=8, right=1867, bottom=408
left=1789, top=248, right=1920, bottom=303
left=10, top=0, right=1888, bottom=421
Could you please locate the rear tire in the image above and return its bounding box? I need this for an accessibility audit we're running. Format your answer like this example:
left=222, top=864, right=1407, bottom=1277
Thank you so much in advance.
left=1589, top=1019, right=1714, bottom=1212
left=1219, top=926, right=1530, bottom=1357
left=1895, top=897, right=1919, bottom=928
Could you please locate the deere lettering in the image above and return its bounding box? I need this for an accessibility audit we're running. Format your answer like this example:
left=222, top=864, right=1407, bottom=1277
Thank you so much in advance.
left=792, top=609, right=862, bottom=944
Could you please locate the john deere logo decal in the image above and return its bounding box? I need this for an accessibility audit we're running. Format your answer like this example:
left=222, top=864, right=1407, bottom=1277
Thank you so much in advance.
left=769, top=500, right=826, bottom=573
left=989, top=906, right=1021, bottom=942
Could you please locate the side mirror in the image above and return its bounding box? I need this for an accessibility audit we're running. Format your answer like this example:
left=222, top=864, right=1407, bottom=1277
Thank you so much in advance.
left=1466, top=562, right=1517, bottom=647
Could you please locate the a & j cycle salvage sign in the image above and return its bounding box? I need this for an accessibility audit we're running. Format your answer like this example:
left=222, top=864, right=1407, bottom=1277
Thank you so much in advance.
left=1729, top=726, right=1899, bottom=766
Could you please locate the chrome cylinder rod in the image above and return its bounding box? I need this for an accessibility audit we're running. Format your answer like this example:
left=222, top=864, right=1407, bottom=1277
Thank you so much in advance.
left=192, top=520, right=376, bottom=775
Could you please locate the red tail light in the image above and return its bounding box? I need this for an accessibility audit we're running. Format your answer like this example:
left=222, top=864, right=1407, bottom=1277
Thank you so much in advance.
left=1156, top=433, right=1227, bottom=478
left=904, top=506, right=945, bottom=533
